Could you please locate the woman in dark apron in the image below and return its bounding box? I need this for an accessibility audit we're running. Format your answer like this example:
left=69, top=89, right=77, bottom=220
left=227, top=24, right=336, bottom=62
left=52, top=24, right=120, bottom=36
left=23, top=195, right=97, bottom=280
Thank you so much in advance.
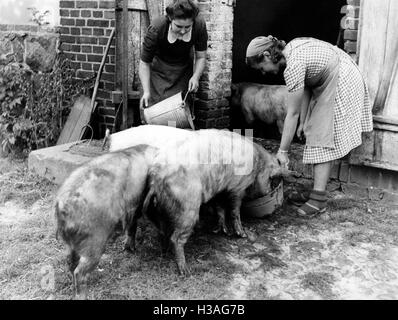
left=246, top=36, right=373, bottom=216
left=139, top=0, right=208, bottom=109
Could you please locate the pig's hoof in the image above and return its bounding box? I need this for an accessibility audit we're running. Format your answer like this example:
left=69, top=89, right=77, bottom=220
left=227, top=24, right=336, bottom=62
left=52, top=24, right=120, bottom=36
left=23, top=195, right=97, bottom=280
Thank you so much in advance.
left=123, top=241, right=136, bottom=253
left=178, top=265, right=191, bottom=277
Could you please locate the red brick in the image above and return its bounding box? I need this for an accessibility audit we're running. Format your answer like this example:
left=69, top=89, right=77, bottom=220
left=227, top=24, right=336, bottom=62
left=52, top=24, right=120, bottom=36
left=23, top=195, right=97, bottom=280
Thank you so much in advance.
left=81, top=10, right=91, bottom=17
left=82, top=28, right=92, bottom=35
left=60, top=18, right=75, bottom=26
left=76, top=1, right=98, bottom=9
left=93, top=28, right=104, bottom=36
left=71, top=44, right=81, bottom=52
left=70, top=62, right=81, bottom=70
left=344, top=40, right=357, bottom=53
left=104, top=82, right=115, bottom=91
left=60, top=43, right=71, bottom=51
left=344, top=29, right=358, bottom=41
left=93, top=11, right=103, bottom=18
left=70, top=10, right=80, bottom=17
left=82, top=63, right=93, bottom=70
left=60, top=35, right=76, bottom=43
left=76, top=19, right=86, bottom=26
left=87, top=19, right=109, bottom=28
left=101, top=72, right=114, bottom=82
left=96, top=89, right=111, bottom=99
left=60, top=1, right=75, bottom=8
left=104, top=11, right=115, bottom=20
left=87, top=54, right=103, bottom=62
left=59, top=26, right=70, bottom=34
left=78, top=37, right=98, bottom=44
left=99, top=1, right=115, bottom=9
left=71, top=27, right=81, bottom=35
left=347, top=0, right=361, bottom=6
left=92, top=46, right=103, bottom=54
left=81, top=45, right=92, bottom=53
left=77, top=70, right=94, bottom=79
left=105, top=64, right=115, bottom=73
left=60, top=9, right=69, bottom=17
left=76, top=54, right=87, bottom=62
left=92, top=63, right=101, bottom=71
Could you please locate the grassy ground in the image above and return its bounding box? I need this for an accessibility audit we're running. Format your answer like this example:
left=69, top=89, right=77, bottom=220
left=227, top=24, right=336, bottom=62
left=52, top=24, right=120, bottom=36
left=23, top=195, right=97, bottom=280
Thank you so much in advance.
left=1, top=158, right=398, bottom=300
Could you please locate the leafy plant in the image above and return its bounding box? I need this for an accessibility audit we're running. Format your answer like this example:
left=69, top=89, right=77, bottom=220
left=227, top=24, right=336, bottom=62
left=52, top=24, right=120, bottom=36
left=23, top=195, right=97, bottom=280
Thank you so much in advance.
left=27, top=7, right=50, bottom=27
left=0, top=53, right=93, bottom=158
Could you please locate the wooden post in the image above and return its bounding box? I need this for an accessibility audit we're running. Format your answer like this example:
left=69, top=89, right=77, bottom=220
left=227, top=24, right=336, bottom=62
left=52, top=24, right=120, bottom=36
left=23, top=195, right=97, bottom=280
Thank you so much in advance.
left=146, top=0, right=163, bottom=23
left=122, top=0, right=130, bottom=129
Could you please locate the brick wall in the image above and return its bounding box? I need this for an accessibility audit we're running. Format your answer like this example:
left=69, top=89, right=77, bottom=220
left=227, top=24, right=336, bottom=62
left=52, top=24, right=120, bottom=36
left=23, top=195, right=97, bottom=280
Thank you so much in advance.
left=59, top=0, right=116, bottom=136
left=340, top=0, right=361, bottom=62
left=194, top=0, right=234, bottom=129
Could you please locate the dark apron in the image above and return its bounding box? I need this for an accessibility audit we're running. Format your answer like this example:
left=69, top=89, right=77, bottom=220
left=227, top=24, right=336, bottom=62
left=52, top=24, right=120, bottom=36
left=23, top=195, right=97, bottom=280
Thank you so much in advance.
left=149, top=56, right=193, bottom=106
left=288, top=39, right=340, bottom=148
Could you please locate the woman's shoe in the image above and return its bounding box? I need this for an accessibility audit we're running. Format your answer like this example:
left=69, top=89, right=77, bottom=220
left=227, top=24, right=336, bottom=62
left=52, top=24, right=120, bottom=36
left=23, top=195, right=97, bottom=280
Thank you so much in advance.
left=287, top=189, right=310, bottom=206
left=296, top=190, right=327, bottom=217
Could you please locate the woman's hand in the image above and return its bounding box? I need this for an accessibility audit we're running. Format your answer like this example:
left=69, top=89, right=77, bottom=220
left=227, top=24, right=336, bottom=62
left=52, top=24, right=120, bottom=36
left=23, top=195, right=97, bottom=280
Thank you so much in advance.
left=296, top=123, right=304, bottom=140
left=188, top=76, right=199, bottom=93
left=276, top=149, right=290, bottom=170
left=140, top=91, right=151, bottom=109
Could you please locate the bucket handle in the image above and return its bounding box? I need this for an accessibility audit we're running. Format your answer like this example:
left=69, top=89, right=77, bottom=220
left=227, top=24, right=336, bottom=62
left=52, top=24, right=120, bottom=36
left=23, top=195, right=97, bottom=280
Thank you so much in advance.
left=181, top=91, right=196, bottom=121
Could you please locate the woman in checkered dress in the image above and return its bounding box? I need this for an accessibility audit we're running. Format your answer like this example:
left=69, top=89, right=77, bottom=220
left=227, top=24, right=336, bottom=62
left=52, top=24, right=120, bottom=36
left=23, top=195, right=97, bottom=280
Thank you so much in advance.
left=246, top=36, right=373, bottom=216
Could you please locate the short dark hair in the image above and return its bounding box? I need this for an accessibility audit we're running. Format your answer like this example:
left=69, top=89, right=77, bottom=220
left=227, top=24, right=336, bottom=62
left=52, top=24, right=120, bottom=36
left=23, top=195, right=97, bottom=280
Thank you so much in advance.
left=166, top=0, right=199, bottom=20
left=246, top=39, right=286, bottom=67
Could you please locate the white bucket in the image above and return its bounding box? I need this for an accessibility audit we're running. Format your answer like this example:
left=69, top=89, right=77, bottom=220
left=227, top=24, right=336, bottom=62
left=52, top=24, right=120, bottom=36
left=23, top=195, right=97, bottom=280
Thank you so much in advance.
left=142, top=92, right=195, bottom=129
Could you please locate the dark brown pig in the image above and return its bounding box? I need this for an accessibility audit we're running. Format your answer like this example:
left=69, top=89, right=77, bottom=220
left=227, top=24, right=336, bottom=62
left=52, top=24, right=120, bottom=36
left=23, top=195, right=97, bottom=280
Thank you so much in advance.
left=142, top=129, right=285, bottom=276
left=231, top=82, right=288, bottom=134
left=55, top=144, right=156, bottom=299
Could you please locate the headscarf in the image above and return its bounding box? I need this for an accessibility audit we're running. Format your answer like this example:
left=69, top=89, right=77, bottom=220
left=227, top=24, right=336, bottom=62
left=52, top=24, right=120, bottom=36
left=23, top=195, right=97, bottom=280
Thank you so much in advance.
left=246, top=35, right=277, bottom=58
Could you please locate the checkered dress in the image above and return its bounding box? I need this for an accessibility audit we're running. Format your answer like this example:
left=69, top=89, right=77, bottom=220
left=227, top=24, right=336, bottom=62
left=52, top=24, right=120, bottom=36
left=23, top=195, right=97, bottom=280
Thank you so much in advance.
left=283, top=38, right=373, bottom=164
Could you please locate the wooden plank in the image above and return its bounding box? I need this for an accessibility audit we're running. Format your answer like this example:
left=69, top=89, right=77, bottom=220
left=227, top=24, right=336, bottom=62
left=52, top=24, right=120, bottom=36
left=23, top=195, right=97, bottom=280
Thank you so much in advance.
left=146, top=0, right=163, bottom=23
left=57, top=95, right=92, bottom=144
left=115, top=0, right=147, bottom=11
left=129, top=10, right=141, bottom=90
left=122, top=0, right=129, bottom=129
left=358, top=0, right=390, bottom=108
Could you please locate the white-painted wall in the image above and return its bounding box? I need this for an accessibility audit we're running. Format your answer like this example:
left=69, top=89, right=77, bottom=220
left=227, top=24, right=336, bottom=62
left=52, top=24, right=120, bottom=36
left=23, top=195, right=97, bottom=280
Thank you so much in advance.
left=0, top=0, right=59, bottom=26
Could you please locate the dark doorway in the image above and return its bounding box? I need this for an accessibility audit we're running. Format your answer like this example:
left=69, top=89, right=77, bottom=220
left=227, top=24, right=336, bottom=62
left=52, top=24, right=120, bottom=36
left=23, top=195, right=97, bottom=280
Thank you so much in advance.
left=230, top=0, right=346, bottom=138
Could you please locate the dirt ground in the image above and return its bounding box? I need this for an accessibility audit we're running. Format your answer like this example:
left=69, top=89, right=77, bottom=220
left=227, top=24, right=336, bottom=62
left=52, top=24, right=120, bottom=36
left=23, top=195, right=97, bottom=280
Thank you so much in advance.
left=1, top=158, right=398, bottom=300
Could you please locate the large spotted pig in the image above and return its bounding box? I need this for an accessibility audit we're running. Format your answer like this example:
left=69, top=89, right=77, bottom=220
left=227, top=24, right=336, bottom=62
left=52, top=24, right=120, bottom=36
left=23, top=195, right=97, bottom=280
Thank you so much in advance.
left=55, top=145, right=156, bottom=299
left=230, top=82, right=288, bottom=134
left=142, top=129, right=285, bottom=276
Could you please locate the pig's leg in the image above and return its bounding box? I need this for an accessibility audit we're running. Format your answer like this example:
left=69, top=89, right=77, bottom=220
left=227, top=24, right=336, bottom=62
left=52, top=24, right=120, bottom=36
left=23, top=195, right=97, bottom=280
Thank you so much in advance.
left=73, top=238, right=106, bottom=299
left=169, top=209, right=198, bottom=276
left=212, top=204, right=229, bottom=235
left=124, top=206, right=141, bottom=252
left=228, top=193, right=247, bottom=238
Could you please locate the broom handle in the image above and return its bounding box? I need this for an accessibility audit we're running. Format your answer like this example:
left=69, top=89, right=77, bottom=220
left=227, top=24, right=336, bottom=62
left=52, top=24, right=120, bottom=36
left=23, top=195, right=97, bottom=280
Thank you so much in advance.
left=90, top=28, right=116, bottom=112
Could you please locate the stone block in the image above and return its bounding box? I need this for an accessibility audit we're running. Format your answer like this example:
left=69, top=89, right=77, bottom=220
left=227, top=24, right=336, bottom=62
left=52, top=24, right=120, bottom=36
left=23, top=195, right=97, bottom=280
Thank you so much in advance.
left=28, top=142, right=97, bottom=185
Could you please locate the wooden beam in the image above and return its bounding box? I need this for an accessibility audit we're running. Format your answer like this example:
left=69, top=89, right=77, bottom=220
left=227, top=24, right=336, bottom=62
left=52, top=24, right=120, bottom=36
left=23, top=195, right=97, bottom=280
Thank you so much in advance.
left=122, top=0, right=130, bottom=129
left=146, top=0, right=163, bottom=23
left=115, top=0, right=147, bottom=11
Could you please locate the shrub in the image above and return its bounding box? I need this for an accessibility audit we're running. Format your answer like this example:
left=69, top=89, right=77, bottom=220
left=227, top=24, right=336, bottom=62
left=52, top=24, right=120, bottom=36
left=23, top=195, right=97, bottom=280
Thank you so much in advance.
left=0, top=53, right=92, bottom=157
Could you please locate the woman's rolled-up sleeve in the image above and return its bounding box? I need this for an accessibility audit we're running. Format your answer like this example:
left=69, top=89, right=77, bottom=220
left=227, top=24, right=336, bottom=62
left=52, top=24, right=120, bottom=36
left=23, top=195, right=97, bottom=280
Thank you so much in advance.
left=284, top=60, right=306, bottom=92
left=194, top=16, right=208, bottom=51
left=141, top=24, right=159, bottom=63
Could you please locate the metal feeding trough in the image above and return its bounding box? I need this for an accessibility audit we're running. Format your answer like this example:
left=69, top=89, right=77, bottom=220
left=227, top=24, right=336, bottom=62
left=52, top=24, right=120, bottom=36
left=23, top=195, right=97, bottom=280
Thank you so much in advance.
left=241, top=180, right=284, bottom=218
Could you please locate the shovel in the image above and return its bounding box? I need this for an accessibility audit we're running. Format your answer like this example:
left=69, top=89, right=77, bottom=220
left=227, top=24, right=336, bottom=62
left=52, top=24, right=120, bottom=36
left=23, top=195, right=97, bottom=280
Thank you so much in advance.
left=57, top=28, right=116, bottom=145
